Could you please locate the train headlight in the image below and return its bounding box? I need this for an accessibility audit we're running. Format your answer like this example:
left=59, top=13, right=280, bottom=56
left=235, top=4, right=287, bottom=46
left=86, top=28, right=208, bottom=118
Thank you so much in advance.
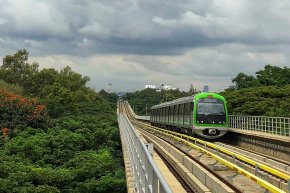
left=208, top=129, right=217, bottom=134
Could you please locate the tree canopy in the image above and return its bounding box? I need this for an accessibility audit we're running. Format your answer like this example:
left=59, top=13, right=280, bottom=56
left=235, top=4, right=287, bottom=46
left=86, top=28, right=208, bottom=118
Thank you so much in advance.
left=0, top=50, right=125, bottom=193
left=232, top=65, right=290, bottom=89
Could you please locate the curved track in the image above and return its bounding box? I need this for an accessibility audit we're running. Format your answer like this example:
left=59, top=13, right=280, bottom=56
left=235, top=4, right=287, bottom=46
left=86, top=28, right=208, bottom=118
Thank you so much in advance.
left=122, top=101, right=290, bottom=193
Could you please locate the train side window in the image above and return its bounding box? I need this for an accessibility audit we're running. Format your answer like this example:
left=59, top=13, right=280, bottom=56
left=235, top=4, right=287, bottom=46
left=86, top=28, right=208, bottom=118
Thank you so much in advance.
left=179, top=104, right=184, bottom=115
left=168, top=106, right=171, bottom=122
left=171, top=106, right=173, bottom=116
left=191, top=102, right=194, bottom=112
left=184, top=103, right=189, bottom=115
left=174, top=105, right=178, bottom=116
left=157, top=108, right=160, bottom=121
left=174, top=105, right=178, bottom=123
left=188, top=103, right=192, bottom=115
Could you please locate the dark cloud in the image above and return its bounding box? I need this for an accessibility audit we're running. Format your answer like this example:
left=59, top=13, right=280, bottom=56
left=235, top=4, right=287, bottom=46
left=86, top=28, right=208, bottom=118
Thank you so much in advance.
left=1, top=0, right=290, bottom=92
left=1, top=0, right=289, bottom=56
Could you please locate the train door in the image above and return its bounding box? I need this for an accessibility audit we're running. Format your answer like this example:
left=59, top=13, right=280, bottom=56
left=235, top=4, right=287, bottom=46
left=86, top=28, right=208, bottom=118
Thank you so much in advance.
left=174, top=105, right=178, bottom=124
left=184, top=103, right=190, bottom=126
left=178, top=104, right=184, bottom=125
left=165, top=107, right=169, bottom=123
left=190, top=102, right=194, bottom=126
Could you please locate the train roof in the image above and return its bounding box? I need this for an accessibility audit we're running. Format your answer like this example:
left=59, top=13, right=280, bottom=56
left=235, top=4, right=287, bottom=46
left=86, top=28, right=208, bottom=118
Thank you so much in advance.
left=151, top=95, right=195, bottom=109
left=150, top=92, right=225, bottom=110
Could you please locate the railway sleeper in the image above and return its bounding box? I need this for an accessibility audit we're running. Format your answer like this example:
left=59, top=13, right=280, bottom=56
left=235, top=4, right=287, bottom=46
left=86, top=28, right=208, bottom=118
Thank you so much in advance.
left=140, top=128, right=239, bottom=193
left=150, top=128, right=290, bottom=192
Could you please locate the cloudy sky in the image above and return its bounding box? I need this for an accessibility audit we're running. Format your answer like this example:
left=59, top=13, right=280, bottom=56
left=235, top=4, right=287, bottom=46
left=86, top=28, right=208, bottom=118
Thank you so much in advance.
left=1, top=0, right=290, bottom=92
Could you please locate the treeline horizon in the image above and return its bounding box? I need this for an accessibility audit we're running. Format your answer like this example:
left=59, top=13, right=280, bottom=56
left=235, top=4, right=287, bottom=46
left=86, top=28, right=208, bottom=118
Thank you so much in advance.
left=126, top=65, right=290, bottom=117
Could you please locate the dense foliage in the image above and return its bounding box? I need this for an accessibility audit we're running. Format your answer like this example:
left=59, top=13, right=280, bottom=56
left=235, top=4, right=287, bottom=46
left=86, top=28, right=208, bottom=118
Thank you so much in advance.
left=232, top=65, right=290, bottom=89
left=0, top=90, right=48, bottom=139
left=0, top=50, right=126, bottom=193
left=223, top=65, right=290, bottom=116
left=220, top=85, right=290, bottom=116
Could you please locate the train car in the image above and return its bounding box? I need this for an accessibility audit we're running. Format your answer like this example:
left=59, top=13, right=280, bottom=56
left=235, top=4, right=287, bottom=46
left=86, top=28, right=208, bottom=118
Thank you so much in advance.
left=150, top=92, right=228, bottom=139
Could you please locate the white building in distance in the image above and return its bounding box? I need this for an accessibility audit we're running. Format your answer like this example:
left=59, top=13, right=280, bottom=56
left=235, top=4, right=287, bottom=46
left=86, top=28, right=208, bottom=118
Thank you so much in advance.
left=145, top=84, right=178, bottom=91
left=145, top=85, right=156, bottom=89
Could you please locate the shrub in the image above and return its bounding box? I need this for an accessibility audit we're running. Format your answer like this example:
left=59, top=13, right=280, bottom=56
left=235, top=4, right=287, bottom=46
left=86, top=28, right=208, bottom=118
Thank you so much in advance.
left=0, top=90, right=48, bottom=140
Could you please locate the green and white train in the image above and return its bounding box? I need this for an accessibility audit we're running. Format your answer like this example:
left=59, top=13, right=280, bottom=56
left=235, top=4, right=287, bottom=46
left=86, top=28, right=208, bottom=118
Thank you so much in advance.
left=150, top=92, right=229, bottom=139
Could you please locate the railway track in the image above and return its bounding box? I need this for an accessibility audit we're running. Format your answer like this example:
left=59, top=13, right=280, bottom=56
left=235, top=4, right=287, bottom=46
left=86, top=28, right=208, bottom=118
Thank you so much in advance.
left=121, top=101, right=290, bottom=193
left=122, top=102, right=238, bottom=192
left=154, top=143, right=196, bottom=193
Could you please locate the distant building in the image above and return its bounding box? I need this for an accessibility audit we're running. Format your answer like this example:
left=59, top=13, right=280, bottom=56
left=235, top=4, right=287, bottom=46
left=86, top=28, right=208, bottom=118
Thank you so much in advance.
left=145, top=84, right=177, bottom=91
left=145, top=85, right=156, bottom=89
left=203, top=85, right=209, bottom=92
left=160, top=84, right=177, bottom=91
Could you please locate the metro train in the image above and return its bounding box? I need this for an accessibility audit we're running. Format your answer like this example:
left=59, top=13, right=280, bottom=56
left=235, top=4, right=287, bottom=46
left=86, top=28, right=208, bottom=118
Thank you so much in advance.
left=150, top=92, right=228, bottom=139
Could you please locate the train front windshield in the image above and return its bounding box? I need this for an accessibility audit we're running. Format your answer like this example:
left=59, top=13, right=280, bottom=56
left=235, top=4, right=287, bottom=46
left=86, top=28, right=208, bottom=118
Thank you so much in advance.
left=196, top=98, right=226, bottom=124
left=197, top=99, right=225, bottom=115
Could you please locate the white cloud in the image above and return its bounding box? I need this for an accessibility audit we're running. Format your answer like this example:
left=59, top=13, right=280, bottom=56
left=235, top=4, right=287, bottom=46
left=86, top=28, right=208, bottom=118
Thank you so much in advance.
left=0, top=0, right=70, bottom=37
left=0, top=18, right=7, bottom=25
left=78, top=22, right=110, bottom=39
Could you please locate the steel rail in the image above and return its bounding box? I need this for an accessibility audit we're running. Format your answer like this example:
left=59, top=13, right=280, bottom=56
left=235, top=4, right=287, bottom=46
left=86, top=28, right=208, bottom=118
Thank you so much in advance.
left=127, top=102, right=290, bottom=182
left=135, top=121, right=288, bottom=193
left=137, top=124, right=242, bottom=193
left=185, top=136, right=290, bottom=180
left=138, top=121, right=290, bottom=181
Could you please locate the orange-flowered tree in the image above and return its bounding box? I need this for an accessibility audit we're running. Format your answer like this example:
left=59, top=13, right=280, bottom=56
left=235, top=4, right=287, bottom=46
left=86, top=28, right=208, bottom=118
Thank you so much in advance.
left=0, top=90, right=48, bottom=141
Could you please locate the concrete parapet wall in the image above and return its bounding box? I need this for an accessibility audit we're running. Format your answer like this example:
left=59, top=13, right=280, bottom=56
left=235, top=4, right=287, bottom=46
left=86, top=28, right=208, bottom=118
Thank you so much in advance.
left=223, top=131, right=290, bottom=162
left=144, top=131, right=237, bottom=193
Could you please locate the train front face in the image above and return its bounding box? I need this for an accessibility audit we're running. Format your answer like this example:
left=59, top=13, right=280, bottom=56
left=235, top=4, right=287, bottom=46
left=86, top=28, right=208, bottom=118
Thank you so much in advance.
left=193, top=93, right=228, bottom=139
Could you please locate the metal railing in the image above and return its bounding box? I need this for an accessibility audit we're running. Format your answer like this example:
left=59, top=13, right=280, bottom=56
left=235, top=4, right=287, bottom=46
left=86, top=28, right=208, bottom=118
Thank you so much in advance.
left=118, top=112, right=172, bottom=193
left=229, top=115, right=290, bottom=137
left=127, top=102, right=290, bottom=137
left=127, top=102, right=150, bottom=121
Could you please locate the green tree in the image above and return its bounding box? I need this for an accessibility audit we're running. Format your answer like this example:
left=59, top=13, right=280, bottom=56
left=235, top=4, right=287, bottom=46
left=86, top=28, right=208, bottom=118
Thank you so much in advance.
left=0, top=80, right=23, bottom=94
left=41, top=83, right=75, bottom=117
left=57, top=66, right=90, bottom=92
left=0, top=49, right=126, bottom=193
left=232, top=72, right=260, bottom=89
left=24, top=68, right=58, bottom=97
left=256, top=64, right=290, bottom=87
left=188, top=84, right=198, bottom=95
left=1, top=49, right=39, bottom=85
